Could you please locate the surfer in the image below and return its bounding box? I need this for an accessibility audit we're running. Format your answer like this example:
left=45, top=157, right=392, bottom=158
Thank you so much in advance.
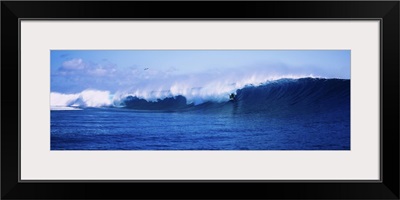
left=229, top=93, right=236, bottom=101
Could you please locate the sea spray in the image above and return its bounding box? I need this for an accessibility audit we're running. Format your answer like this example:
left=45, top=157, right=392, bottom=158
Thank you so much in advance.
left=51, top=90, right=112, bottom=109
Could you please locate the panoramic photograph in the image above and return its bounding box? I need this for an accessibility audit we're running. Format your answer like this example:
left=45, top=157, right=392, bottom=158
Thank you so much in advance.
left=50, top=50, right=350, bottom=150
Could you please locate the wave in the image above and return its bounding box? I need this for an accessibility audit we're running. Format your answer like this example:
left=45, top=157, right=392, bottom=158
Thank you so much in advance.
left=120, top=78, right=350, bottom=114
left=50, top=77, right=350, bottom=115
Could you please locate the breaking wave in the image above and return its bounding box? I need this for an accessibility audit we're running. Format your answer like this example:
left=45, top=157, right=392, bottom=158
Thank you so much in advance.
left=50, top=77, right=350, bottom=115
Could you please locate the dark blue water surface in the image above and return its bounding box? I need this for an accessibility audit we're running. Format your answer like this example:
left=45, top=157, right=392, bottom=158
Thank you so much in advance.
left=51, top=78, right=350, bottom=150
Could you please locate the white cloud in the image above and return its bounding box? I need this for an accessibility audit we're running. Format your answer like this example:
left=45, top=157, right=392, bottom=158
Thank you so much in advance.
left=62, top=58, right=85, bottom=70
left=88, top=68, right=108, bottom=76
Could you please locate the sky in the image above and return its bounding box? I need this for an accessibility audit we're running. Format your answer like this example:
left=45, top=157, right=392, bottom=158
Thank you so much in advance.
left=50, top=50, right=350, bottom=94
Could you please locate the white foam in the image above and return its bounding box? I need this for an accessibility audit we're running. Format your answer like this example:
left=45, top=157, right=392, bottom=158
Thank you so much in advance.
left=50, top=90, right=112, bottom=108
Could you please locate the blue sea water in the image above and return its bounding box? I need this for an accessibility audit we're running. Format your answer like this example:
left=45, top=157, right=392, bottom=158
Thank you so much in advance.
left=51, top=78, right=350, bottom=150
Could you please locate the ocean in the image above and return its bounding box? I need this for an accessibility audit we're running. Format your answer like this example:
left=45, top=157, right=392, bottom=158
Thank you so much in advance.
left=51, top=78, right=350, bottom=150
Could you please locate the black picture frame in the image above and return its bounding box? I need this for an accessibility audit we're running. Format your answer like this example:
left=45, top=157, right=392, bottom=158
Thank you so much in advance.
left=2, top=1, right=399, bottom=199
